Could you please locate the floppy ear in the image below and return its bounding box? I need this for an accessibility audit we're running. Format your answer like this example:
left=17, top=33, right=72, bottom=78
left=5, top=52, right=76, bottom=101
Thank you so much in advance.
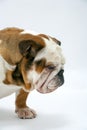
left=19, top=40, right=43, bottom=57
left=52, top=37, right=61, bottom=46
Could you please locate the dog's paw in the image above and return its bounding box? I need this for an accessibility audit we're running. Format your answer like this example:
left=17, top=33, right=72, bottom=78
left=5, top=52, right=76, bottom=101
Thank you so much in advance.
left=15, top=107, right=37, bottom=119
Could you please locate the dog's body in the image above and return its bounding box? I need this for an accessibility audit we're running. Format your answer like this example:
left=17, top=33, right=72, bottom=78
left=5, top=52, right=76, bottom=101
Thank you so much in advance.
left=0, top=28, right=65, bottom=119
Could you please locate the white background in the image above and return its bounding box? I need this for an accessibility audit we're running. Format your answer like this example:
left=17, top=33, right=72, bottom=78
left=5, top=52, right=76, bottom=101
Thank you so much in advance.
left=0, top=0, right=87, bottom=130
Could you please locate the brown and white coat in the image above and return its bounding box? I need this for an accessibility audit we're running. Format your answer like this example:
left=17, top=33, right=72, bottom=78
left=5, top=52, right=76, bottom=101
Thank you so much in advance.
left=0, top=28, right=65, bottom=119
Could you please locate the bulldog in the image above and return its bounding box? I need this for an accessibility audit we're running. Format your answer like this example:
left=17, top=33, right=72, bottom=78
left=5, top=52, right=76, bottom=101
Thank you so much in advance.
left=0, top=27, right=65, bottom=119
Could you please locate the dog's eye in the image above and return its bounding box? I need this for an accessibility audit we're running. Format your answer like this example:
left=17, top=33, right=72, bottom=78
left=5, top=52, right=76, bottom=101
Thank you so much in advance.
left=46, top=64, right=56, bottom=70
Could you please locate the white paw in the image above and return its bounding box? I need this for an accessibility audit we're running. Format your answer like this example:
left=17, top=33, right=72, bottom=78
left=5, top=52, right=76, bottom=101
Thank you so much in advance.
left=15, top=107, right=37, bottom=119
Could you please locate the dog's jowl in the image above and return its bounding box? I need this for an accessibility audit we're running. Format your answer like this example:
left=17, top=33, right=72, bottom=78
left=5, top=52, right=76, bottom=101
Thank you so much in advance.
left=0, top=27, right=65, bottom=119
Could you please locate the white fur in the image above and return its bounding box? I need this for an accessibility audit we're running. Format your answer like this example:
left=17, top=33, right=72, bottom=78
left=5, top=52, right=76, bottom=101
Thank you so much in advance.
left=20, top=30, right=39, bottom=35
left=35, top=37, right=65, bottom=67
left=16, top=107, right=36, bottom=119
left=0, top=55, right=21, bottom=98
left=27, top=66, right=40, bottom=91
left=0, top=55, right=16, bottom=83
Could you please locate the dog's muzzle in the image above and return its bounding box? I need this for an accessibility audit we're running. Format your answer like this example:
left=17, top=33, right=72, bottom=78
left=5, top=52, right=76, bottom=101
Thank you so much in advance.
left=36, top=68, right=64, bottom=94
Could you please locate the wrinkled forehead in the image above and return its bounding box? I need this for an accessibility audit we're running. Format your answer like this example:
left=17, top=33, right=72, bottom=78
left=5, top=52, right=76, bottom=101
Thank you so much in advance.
left=34, top=37, right=65, bottom=65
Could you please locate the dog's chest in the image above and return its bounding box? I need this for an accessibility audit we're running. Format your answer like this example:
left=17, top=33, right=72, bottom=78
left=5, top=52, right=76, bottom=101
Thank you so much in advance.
left=0, top=55, right=20, bottom=98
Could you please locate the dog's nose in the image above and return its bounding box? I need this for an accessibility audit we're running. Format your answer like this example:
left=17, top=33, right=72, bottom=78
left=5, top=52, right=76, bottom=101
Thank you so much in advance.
left=58, top=69, right=64, bottom=76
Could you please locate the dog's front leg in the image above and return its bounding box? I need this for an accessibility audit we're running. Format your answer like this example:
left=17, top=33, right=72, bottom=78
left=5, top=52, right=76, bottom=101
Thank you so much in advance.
left=15, top=89, right=37, bottom=119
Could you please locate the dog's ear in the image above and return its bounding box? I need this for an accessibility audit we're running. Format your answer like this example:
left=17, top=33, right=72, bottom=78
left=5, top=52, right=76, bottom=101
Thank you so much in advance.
left=51, top=37, right=61, bottom=46
left=19, top=40, right=43, bottom=57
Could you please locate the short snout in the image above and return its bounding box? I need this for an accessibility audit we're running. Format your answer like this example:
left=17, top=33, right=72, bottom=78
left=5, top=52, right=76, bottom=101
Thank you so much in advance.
left=47, top=69, right=64, bottom=90
left=36, top=69, right=65, bottom=94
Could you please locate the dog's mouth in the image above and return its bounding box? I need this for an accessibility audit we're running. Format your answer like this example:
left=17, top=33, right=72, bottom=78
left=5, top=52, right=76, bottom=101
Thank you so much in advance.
left=36, top=68, right=64, bottom=94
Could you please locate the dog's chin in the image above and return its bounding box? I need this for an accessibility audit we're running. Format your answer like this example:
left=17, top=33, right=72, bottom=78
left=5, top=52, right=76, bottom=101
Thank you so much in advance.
left=36, top=84, right=58, bottom=94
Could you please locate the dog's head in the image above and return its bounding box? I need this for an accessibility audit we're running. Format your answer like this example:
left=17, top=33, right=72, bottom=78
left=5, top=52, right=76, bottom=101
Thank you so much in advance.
left=18, top=33, right=65, bottom=93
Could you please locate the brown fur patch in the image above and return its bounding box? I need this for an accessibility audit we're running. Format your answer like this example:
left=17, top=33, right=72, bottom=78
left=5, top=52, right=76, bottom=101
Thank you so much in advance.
left=38, top=34, right=49, bottom=40
left=20, top=58, right=32, bottom=90
left=19, top=34, right=45, bottom=47
left=3, top=70, right=13, bottom=85
left=0, top=28, right=24, bottom=65
left=25, top=83, right=32, bottom=90
left=35, top=59, right=46, bottom=73
left=3, top=70, right=24, bottom=86
left=15, top=89, right=29, bottom=108
left=0, top=27, right=23, bottom=34
left=0, top=27, right=45, bottom=65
